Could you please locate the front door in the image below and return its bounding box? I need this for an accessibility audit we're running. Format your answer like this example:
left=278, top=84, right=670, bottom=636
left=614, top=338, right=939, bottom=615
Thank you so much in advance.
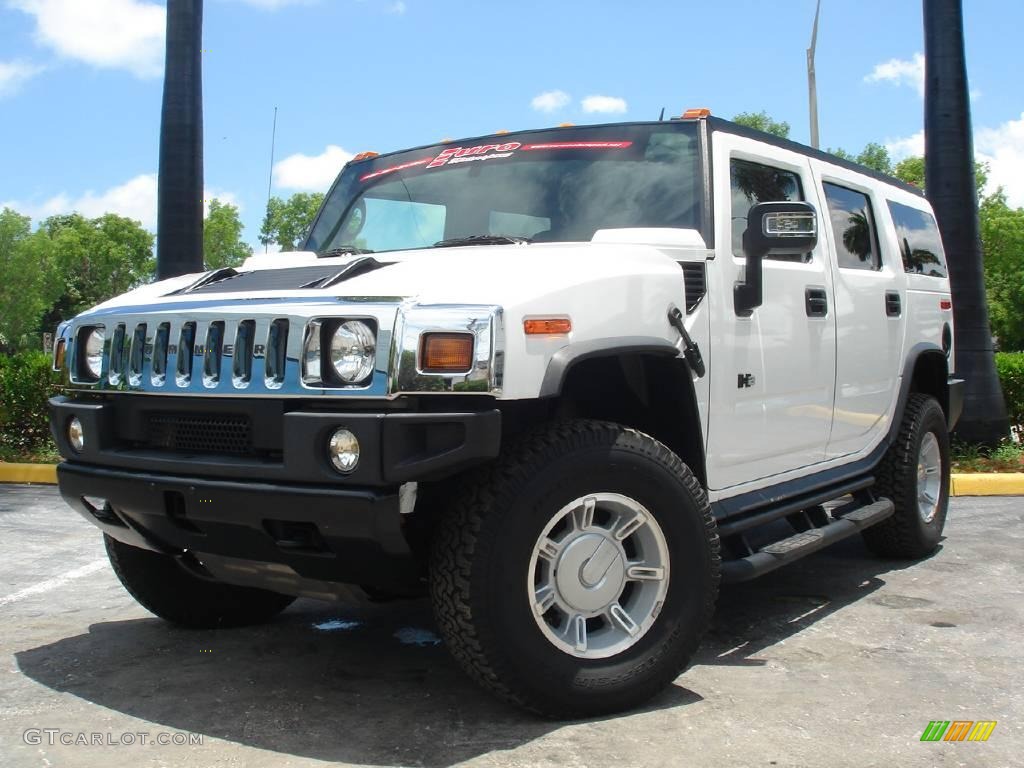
left=705, top=134, right=837, bottom=491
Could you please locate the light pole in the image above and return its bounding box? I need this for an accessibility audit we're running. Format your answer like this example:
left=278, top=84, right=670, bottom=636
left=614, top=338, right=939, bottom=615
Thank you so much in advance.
left=807, top=0, right=821, bottom=149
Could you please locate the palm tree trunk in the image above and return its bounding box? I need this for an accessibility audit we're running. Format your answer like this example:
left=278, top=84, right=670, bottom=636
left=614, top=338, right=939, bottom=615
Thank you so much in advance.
left=923, top=0, right=1008, bottom=445
left=156, top=0, right=204, bottom=280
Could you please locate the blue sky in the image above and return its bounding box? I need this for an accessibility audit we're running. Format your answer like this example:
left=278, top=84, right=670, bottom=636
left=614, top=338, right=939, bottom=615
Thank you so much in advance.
left=2, top=0, right=1022, bottom=251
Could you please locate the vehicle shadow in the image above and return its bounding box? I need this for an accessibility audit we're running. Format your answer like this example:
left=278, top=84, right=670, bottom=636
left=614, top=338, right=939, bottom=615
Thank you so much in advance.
left=14, top=596, right=699, bottom=767
left=696, top=536, right=943, bottom=667
left=15, top=536, right=936, bottom=767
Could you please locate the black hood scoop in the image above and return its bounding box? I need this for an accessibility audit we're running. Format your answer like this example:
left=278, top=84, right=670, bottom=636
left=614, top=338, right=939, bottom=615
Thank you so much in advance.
left=171, top=257, right=393, bottom=295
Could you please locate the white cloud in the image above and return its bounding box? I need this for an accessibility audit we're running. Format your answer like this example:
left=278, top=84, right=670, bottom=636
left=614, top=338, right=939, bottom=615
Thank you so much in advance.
left=2, top=174, right=242, bottom=230
left=886, top=114, right=1024, bottom=208
left=977, top=112, right=1024, bottom=208
left=386, top=1, right=406, bottom=14
left=885, top=130, right=925, bottom=161
left=272, top=145, right=353, bottom=191
left=0, top=59, right=44, bottom=97
left=2, top=174, right=159, bottom=227
left=581, top=95, right=628, bottom=114
left=865, top=52, right=925, bottom=97
left=8, top=0, right=165, bottom=78
left=204, top=189, right=242, bottom=217
left=531, top=90, right=570, bottom=113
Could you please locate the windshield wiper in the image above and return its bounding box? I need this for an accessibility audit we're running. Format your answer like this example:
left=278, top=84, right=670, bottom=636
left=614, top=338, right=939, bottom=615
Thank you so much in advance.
left=318, top=246, right=375, bottom=258
left=434, top=234, right=532, bottom=248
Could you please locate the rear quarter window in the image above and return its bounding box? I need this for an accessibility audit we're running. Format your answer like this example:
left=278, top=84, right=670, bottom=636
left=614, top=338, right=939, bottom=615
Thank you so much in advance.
left=887, top=201, right=948, bottom=278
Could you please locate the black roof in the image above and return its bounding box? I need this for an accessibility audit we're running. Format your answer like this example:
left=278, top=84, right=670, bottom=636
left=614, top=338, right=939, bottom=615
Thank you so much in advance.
left=706, top=116, right=925, bottom=197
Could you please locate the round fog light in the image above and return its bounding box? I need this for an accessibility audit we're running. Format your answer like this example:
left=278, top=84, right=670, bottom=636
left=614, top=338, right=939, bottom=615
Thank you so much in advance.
left=328, top=428, right=360, bottom=473
left=68, top=417, right=85, bottom=452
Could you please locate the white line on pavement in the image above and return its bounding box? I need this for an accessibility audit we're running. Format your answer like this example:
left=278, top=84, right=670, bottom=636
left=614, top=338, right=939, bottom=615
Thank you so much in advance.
left=0, top=560, right=107, bottom=608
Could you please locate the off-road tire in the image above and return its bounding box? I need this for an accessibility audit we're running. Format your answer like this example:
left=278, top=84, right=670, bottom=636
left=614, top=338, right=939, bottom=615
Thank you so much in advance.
left=429, top=419, right=720, bottom=718
left=862, top=394, right=950, bottom=558
left=105, top=535, right=295, bottom=628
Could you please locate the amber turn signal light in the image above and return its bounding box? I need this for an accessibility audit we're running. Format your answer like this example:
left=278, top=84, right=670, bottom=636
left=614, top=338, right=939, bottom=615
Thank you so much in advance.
left=421, top=333, right=474, bottom=373
left=524, top=318, right=572, bottom=335
left=53, top=338, right=66, bottom=371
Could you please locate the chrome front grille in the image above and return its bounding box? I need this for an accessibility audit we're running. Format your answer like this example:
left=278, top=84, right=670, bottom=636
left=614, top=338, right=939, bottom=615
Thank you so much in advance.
left=65, top=303, right=397, bottom=397
left=89, top=317, right=290, bottom=393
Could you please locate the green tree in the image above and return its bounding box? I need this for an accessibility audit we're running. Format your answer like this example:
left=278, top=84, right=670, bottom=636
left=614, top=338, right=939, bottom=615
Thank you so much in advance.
left=37, top=213, right=155, bottom=329
left=894, top=156, right=988, bottom=195
left=259, top=193, right=324, bottom=251
left=203, top=199, right=251, bottom=269
left=979, top=190, right=1024, bottom=351
left=732, top=111, right=790, bottom=139
left=0, top=209, right=60, bottom=351
left=827, top=147, right=856, bottom=162
left=855, top=143, right=893, bottom=175
left=894, top=156, right=925, bottom=188
left=826, top=144, right=892, bottom=174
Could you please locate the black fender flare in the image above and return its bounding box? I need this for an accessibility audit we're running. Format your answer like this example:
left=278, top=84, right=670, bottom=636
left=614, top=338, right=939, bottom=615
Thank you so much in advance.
left=537, top=336, right=707, bottom=486
left=538, top=336, right=681, bottom=399
left=893, top=342, right=954, bottom=439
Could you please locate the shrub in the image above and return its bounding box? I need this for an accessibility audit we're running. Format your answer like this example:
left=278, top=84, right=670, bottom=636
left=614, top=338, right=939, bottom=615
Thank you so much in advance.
left=0, top=351, right=60, bottom=454
left=996, top=351, right=1024, bottom=434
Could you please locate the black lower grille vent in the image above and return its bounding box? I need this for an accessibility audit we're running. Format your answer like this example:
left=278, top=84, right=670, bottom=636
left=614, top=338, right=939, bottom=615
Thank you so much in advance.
left=147, top=413, right=253, bottom=456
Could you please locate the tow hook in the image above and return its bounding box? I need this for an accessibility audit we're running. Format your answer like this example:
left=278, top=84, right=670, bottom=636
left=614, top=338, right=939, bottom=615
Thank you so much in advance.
left=668, top=306, right=706, bottom=378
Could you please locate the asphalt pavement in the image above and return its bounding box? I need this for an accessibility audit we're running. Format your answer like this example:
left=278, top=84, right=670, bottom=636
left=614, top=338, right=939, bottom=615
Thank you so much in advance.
left=0, top=484, right=1020, bottom=767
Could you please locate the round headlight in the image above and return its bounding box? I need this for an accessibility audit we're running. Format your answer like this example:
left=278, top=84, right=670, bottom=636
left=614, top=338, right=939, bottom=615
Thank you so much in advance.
left=84, top=328, right=104, bottom=379
left=68, top=416, right=85, bottom=452
left=329, top=321, right=375, bottom=383
left=328, top=428, right=360, bottom=473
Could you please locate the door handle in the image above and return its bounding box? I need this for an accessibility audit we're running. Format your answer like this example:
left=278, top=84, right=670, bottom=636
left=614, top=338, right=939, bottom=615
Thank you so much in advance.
left=885, top=291, right=902, bottom=317
left=805, top=286, right=828, bottom=317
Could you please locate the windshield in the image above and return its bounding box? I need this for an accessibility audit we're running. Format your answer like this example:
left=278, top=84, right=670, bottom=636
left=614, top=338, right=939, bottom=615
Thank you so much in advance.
left=304, top=123, right=703, bottom=254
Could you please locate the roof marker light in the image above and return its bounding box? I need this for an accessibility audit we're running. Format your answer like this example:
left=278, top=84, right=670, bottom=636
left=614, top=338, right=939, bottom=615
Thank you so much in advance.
left=681, top=108, right=712, bottom=119
left=352, top=151, right=379, bottom=162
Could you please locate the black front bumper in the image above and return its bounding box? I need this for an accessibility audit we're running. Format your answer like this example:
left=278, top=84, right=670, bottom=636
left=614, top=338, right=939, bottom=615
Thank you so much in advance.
left=49, top=395, right=500, bottom=485
left=58, top=462, right=420, bottom=592
left=51, top=397, right=502, bottom=594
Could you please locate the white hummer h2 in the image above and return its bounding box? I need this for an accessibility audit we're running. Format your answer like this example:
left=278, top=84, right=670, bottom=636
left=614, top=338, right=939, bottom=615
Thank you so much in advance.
left=50, top=112, right=963, bottom=717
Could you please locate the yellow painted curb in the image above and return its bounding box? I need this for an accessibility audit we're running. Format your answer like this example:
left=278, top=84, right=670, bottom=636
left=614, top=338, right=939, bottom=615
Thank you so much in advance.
left=0, top=464, right=1021, bottom=496
left=950, top=473, right=1024, bottom=497
left=0, top=463, right=58, bottom=484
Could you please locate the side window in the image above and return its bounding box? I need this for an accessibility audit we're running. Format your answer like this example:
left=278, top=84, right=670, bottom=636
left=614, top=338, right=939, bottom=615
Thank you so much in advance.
left=887, top=201, right=948, bottom=277
left=730, top=159, right=808, bottom=262
left=823, top=182, right=881, bottom=270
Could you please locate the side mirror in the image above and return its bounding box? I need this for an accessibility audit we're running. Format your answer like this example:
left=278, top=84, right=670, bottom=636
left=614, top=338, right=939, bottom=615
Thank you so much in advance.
left=734, top=201, right=818, bottom=316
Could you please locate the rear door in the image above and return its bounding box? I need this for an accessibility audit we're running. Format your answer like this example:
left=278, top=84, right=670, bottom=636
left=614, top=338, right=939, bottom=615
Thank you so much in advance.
left=808, top=161, right=907, bottom=458
left=705, top=133, right=837, bottom=490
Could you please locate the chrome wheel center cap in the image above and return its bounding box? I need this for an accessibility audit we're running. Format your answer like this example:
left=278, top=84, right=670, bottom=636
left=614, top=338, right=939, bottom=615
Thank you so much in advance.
left=555, top=533, right=626, bottom=613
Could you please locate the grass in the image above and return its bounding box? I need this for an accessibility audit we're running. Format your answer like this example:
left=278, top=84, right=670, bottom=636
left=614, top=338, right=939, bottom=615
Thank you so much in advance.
left=951, top=439, right=1024, bottom=474
left=0, top=441, right=60, bottom=464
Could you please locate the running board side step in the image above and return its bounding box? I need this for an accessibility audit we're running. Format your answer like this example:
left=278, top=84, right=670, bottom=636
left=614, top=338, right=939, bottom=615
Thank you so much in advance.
left=721, top=499, right=895, bottom=583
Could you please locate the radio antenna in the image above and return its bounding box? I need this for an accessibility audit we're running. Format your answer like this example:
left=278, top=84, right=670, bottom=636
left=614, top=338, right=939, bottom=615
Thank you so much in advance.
left=658, top=107, right=665, bottom=121
left=264, top=105, right=278, bottom=254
